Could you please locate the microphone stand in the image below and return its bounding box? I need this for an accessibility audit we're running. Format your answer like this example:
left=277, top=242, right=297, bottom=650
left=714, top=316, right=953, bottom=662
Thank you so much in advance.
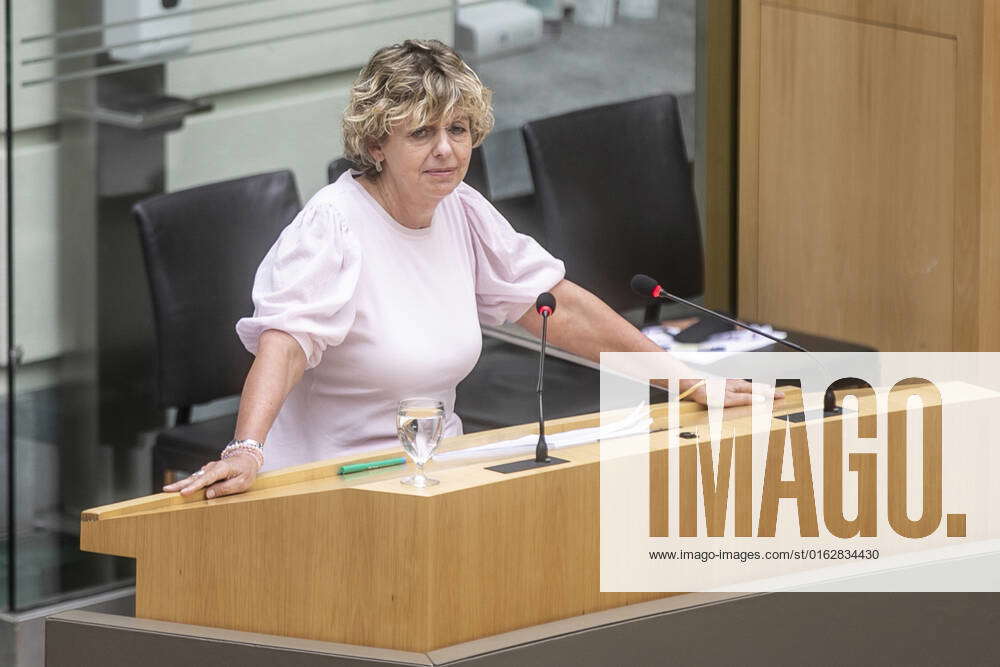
left=535, top=312, right=550, bottom=462
left=648, top=287, right=841, bottom=417
left=653, top=289, right=808, bottom=353
left=486, top=295, right=568, bottom=475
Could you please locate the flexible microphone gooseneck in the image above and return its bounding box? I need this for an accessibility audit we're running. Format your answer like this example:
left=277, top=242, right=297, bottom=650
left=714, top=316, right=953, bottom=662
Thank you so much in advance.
left=483, top=292, right=569, bottom=475
left=630, top=274, right=840, bottom=415
left=534, top=292, right=556, bottom=462
left=629, top=274, right=808, bottom=353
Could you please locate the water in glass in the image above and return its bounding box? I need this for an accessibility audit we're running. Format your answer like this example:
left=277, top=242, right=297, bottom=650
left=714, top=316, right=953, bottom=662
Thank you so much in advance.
left=397, top=398, right=444, bottom=487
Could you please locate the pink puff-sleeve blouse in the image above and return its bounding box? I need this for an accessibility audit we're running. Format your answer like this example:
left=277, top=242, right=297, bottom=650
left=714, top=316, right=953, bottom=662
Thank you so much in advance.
left=236, top=171, right=565, bottom=470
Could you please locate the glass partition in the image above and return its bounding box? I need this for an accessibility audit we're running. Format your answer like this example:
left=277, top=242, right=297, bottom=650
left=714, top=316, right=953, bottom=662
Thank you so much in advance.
left=2, top=0, right=701, bottom=611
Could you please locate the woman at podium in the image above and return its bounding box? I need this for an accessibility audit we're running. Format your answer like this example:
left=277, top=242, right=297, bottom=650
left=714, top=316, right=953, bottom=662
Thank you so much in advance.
left=165, top=39, right=757, bottom=500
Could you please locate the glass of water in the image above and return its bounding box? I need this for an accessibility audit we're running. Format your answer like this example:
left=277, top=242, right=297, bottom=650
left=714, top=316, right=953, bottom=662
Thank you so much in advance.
left=397, top=398, right=445, bottom=487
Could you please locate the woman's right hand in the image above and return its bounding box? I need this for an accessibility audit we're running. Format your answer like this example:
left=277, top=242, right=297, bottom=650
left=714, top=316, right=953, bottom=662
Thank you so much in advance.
left=163, top=330, right=302, bottom=500
left=162, top=452, right=261, bottom=499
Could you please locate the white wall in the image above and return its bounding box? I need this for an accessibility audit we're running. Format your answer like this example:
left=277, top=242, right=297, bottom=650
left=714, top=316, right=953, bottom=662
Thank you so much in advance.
left=166, top=74, right=355, bottom=202
left=4, top=0, right=61, bottom=130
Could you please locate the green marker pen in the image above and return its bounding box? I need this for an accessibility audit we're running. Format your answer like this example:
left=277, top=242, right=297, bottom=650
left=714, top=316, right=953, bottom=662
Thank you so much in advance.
left=339, top=457, right=407, bottom=475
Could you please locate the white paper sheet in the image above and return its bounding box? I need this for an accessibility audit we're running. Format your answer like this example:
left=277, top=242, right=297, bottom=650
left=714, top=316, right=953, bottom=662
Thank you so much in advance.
left=437, top=402, right=652, bottom=461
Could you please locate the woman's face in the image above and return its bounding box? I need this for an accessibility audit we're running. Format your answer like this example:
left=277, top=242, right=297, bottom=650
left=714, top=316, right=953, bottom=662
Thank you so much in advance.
left=370, top=113, right=472, bottom=202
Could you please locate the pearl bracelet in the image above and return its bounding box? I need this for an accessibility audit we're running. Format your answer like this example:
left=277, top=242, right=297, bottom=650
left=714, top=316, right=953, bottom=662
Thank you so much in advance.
left=221, top=443, right=264, bottom=469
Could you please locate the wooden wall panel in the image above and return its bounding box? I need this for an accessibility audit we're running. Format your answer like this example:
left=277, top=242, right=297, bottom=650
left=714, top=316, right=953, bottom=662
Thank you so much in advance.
left=758, top=6, right=956, bottom=350
left=739, top=0, right=995, bottom=351
left=980, top=2, right=1000, bottom=350
left=697, top=0, right=739, bottom=312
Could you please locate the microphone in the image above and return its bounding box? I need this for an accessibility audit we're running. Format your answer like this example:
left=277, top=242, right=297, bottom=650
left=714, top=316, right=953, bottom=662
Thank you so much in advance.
left=630, top=274, right=840, bottom=415
left=534, top=292, right=556, bottom=462
left=536, top=292, right=555, bottom=317
left=630, top=274, right=808, bottom=353
left=483, top=293, right=570, bottom=474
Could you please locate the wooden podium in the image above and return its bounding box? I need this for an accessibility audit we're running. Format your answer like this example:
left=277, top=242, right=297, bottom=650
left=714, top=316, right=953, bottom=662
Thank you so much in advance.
left=80, top=381, right=973, bottom=652
left=81, top=404, right=710, bottom=652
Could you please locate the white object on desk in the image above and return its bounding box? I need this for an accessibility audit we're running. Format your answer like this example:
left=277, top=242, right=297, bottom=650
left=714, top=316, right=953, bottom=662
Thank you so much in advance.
left=527, top=0, right=564, bottom=21
left=641, top=322, right=789, bottom=364
left=457, top=1, right=544, bottom=60
left=618, top=0, right=660, bottom=20
left=574, top=0, right=616, bottom=27
left=437, top=402, right=652, bottom=461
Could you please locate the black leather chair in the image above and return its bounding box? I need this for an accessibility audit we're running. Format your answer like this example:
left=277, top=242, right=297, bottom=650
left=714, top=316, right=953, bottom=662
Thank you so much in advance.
left=327, top=156, right=352, bottom=184
left=523, top=94, right=703, bottom=321
left=133, top=170, right=301, bottom=489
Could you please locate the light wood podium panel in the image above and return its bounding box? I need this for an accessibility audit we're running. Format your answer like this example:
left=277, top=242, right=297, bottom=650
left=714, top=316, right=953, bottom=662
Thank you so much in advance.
left=81, top=404, right=718, bottom=653
left=739, top=0, right=1000, bottom=351
left=80, top=382, right=962, bottom=651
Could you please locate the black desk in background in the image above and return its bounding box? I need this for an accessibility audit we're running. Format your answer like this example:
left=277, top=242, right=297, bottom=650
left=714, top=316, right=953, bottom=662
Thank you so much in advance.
left=455, top=328, right=875, bottom=433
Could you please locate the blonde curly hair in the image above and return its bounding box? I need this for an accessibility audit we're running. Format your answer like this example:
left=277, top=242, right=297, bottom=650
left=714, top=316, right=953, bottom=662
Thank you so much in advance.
left=342, top=39, right=494, bottom=177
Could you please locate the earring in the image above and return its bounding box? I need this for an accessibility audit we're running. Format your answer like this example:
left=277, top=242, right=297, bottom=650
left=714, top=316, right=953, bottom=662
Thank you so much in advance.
left=375, top=160, right=383, bottom=173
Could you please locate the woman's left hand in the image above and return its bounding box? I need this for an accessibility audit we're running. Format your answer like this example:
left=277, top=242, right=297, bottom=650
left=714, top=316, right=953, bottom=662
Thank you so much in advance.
left=681, top=378, right=784, bottom=407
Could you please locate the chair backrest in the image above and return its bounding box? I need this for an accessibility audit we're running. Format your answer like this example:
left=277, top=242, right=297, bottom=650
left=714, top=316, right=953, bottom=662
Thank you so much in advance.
left=327, top=157, right=354, bottom=184
left=327, top=146, right=490, bottom=195
left=522, top=94, right=703, bottom=313
left=464, top=145, right=489, bottom=195
left=133, top=170, right=301, bottom=409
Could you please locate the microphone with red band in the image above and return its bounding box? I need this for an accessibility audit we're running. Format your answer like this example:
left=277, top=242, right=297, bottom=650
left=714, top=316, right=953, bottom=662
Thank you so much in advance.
left=534, top=292, right=556, bottom=461
left=630, top=274, right=808, bottom=353
left=484, top=292, right=570, bottom=473
left=536, top=292, right=556, bottom=318
left=630, top=273, right=666, bottom=300
left=631, top=274, right=841, bottom=415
